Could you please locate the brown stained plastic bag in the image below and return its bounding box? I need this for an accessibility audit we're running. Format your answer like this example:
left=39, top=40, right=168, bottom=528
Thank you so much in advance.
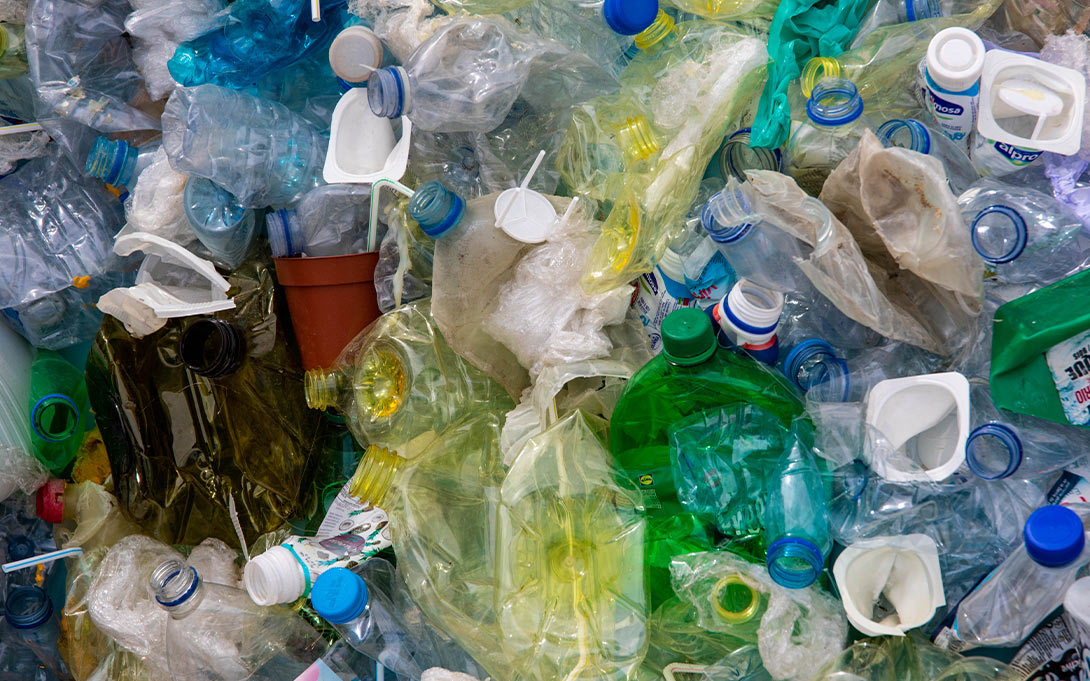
left=744, top=170, right=963, bottom=355
left=819, top=131, right=983, bottom=356
left=86, top=257, right=322, bottom=548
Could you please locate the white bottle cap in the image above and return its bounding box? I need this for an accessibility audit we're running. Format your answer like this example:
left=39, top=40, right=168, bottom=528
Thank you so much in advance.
left=926, top=28, right=986, bottom=93
left=328, top=26, right=384, bottom=83
left=243, top=545, right=306, bottom=606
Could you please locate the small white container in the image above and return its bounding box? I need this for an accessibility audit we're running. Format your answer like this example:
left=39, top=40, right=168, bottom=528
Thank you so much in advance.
left=865, top=372, right=970, bottom=482
left=919, top=28, right=986, bottom=144
left=323, top=88, right=412, bottom=185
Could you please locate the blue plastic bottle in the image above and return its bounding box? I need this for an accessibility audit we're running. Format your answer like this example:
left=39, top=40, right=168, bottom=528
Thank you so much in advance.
left=764, top=441, right=831, bottom=589
left=169, top=0, right=348, bottom=89
left=84, top=136, right=160, bottom=189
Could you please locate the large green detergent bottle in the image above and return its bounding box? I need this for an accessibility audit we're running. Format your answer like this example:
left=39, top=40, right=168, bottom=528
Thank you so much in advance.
left=610, top=307, right=805, bottom=603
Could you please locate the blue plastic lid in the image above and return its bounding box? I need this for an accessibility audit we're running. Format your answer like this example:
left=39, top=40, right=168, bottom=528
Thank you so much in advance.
left=602, top=0, right=659, bottom=36
left=1024, top=505, right=1085, bottom=567
left=6, top=534, right=35, bottom=562
left=311, top=567, right=369, bottom=624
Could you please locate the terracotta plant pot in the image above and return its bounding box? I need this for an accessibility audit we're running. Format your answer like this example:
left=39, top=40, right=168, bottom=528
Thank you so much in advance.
left=274, top=252, right=381, bottom=371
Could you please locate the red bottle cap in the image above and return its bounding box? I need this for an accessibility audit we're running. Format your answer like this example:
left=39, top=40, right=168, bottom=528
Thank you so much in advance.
left=36, top=479, right=65, bottom=524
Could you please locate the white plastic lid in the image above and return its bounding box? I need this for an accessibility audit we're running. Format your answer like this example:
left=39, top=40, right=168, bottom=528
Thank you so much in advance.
left=833, top=534, right=945, bottom=637
left=329, top=26, right=384, bottom=83
left=926, top=28, right=986, bottom=93
left=865, top=372, right=970, bottom=482
left=976, top=50, right=1086, bottom=155
left=493, top=187, right=557, bottom=244
left=243, top=546, right=306, bottom=606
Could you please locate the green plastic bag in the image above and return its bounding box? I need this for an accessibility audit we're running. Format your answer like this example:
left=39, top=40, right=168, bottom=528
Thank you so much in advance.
left=990, top=268, right=1090, bottom=428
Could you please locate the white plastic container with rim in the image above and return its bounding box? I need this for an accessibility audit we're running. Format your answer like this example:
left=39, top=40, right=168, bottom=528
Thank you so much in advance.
left=971, top=50, right=1086, bottom=177
left=833, top=534, right=945, bottom=637
left=864, top=372, right=970, bottom=482
left=918, top=27, right=986, bottom=145
left=323, top=87, right=412, bottom=185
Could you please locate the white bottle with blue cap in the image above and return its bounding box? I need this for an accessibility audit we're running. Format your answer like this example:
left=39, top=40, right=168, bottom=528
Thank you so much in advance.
left=940, top=504, right=1090, bottom=650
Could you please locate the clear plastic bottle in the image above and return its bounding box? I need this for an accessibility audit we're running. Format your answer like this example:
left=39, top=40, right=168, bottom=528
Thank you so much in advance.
left=150, top=558, right=325, bottom=681
left=506, top=0, right=676, bottom=76
left=182, top=177, right=258, bottom=268
left=303, top=300, right=513, bottom=452
left=764, top=441, right=831, bottom=589
left=2, top=585, right=69, bottom=681
left=84, top=137, right=161, bottom=189
left=964, top=380, right=1090, bottom=481
left=28, top=349, right=89, bottom=475
left=958, top=179, right=1088, bottom=287
left=876, top=118, right=980, bottom=195
left=366, top=17, right=615, bottom=133
left=161, top=84, right=327, bottom=208
left=786, top=78, right=872, bottom=196
left=949, top=504, right=1090, bottom=649
left=718, top=127, right=783, bottom=182
left=700, top=178, right=814, bottom=293
left=267, top=184, right=372, bottom=258
left=2, top=271, right=130, bottom=351
left=168, top=0, right=348, bottom=89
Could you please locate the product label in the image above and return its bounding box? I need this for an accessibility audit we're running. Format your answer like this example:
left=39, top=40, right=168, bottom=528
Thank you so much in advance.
left=971, top=133, right=1044, bottom=177
left=316, top=485, right=389, bottom=538
left=1064, top=611, right=1090, bottom=681
left=919, top=62, right=978, bottom=143
left=284, top=501, right=392, bottom=590
left=1048, top=470, right=1090, bottom=506
left=634, top=269, right=697, bottom=354
left=1008, top=614, right=1083, bottom=681
left=1046, top=328, right=1090, bottom=426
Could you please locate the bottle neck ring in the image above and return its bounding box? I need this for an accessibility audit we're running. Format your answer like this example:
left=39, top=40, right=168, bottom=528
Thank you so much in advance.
left=180, top=318, right=246, bottom=378
left=806, top=78, right=863, bottom=127
left=971, top=205, right=1027, bottom=264
left=368, top=66, right=409, bottom=119
left=876, top=119, right=931, bottom=154
left=965, top=422, right=1023, bottom=480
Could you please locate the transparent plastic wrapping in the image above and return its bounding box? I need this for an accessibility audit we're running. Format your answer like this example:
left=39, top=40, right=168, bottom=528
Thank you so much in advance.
left=812, top=636, right=1013, bottom=681
left=0, top=149, right=125, bottom=310
left=293, top=184, right=373, bottom=257
left=820, top=130, right=984, bottom=308
left=26, top=0, right=161, bottom=146
left=374, top=194, right=434, bottom=313
left=579, top=24, right=768, bottom=293
left=484, top=197, right=633, bottom=379
left=744, top=170, right=970, bottom=355
left=662, top=0, right=777, bottom=21
left=992, top=0, right=1086, bottom=48
left=348, top=0, right=447, bottom=63
left=643, top=599, right=748, bottom=673
left=671, top=551, right=848, bottom=681
left=496, top=411, right=648, bottom=681
left=162, top=84, right=328, bottom=209
left=304, top=299, right=514, bottom=455
left=86, top=257, right=322, bottom=547
left=123, top=0, right=228, bottom=101
left=386, top=17, right=616, bottom=133
left=119, top=147, right=196, bottom=247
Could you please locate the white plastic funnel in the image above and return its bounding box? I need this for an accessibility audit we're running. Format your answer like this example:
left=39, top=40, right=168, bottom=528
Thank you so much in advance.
left=323, top=87, right=411, bottom=184
left=865, top=372, right=970, bottom=482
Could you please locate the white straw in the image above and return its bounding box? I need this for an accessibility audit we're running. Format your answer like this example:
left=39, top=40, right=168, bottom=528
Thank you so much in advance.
left=497, top=150, right=546, bottom=226
left=311, top=0, right=321, bottom=22
left=3, top=547, right=83, bottom=573
left=0, top=122, right=42, bottom=136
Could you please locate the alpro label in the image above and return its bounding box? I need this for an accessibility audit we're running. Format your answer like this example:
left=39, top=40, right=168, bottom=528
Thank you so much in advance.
left=971, top=134, right=1043, bottom=177
left=1046, top=328, right=1090, bottom=426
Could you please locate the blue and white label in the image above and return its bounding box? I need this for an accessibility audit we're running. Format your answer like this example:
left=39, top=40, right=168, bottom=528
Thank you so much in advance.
left=971, top=133, right=1043, bottom=177
left=918, top=61, right=978, bottom=144
left=1046, top=328, right=1090, bottom=426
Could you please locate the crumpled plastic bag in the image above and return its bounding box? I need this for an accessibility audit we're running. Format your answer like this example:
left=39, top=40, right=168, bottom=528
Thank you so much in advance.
left=86, top=256, right=322, bottom=547
left=743, top=169, right=974, bottom=356
left=374, top=197, right=433, bottom=313
left=348, top=0, right=448, bottom=63
left=671, top=551, right=848, bottom=681
left=124, top=0, right=228, bottom=101
left=820, top=130, right=984, bottom=304
left=485, top=198, right=632, bottom=379
left=119, top=147, right=197, bottom=247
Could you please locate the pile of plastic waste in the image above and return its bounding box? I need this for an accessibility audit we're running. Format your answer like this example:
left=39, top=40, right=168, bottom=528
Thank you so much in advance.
left=6, top=0, right=1090, bottom=679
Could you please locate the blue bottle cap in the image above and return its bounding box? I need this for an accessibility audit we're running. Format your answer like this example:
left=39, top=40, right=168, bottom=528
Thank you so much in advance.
left=311, top=567, right=369, bottom=624
left=602, top=0, right=659, bottom=36
left=1024, top=505, right=1085, bottom=567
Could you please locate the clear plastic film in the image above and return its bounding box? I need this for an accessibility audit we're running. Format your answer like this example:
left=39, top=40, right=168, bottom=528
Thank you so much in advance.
left=812, top=635, right=1014, bottom=681
left=123, top=0, right=228, bottom=101
left=671, top=551, right=848, bottom=681
left=305, top=298, right=514, bottom=455
left=743, top=169, right=970, bottom=356
left=375, top=194, right=434, bottom=313
left=578, top=23, right=768, bottom=294
left=496, top=411, right=648, bottom=681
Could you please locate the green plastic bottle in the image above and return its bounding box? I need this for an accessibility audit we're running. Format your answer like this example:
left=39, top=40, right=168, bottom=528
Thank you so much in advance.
left=610, top=307, right=804, bottom=603
left=28, top=349, right=90, bottom=475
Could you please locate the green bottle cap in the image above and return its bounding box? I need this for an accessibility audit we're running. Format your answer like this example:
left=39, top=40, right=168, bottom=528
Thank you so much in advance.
left=661, top=308, right=716, bottom=366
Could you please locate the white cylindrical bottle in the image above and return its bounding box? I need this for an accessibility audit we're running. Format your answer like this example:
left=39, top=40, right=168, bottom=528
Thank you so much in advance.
left=918, top=28, right=985, bottom=145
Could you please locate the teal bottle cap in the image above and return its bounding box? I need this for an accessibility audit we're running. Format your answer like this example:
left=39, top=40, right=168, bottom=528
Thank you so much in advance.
left=311, top=567, right=369, bottom=624
left=661, top=308, right=716, bottom=366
